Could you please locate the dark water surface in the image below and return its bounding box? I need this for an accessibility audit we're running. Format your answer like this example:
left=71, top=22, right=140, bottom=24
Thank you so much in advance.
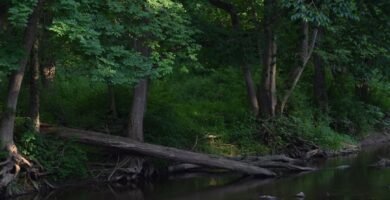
left=18, top=146, right=390, bottom=200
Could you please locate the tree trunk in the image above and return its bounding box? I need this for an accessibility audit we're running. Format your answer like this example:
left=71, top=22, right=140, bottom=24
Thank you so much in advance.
left=313, top=53, right=327, bottom=109
left=243, top=64, right=259, bottom=115
left=355, top=80, right=370, bottom=102
left=29, top=39, right=40, bottom=132
left=279, top=22, right=318, bottom=114
left=128, top=79, right=148, bottom=141
left=0, top=0, right=43, bottom=148
left=41, top=126, right=276, bottom=177
left=128, top=38, right=151, bottom=141
left=0, top=3, right=7, bottom=31
left=107, top=84, right=118, bottom=118
left=259, top=0, right=277, bottom=118
left=208, top=0, right=259, bottom=115
left=39, top=12, right=55, bottom=89
left=259, top=35, right=277, bottom=118
left=313, top=30, right=327, bottom=110
left=128, top=78, right=148, bottom=174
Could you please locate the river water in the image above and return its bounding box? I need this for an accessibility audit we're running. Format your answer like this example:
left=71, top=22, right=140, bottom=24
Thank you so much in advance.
left=18, top=145, right=390, bottom=200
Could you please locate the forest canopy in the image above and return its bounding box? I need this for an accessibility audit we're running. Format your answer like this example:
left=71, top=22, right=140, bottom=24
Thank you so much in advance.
left=0, top=0, right=389, bottom=195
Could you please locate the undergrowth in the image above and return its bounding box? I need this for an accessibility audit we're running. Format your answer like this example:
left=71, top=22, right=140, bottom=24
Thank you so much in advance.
left=11, top=67, right=387, bottom=159
left=14, top=118, right=88, bottom=181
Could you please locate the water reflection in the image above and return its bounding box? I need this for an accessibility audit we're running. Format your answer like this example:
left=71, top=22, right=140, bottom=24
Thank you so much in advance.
left=16, top=145, right=390, bottom=200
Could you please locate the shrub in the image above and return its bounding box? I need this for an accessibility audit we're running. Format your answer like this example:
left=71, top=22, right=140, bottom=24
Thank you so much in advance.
left=16, top=131, right=88, bottom=181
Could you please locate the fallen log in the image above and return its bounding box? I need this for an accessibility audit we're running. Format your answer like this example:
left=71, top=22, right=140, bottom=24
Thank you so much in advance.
left=169, top=157, right=315, bottom=175
left=252, top=161, right=315, bottom=172
left=40, top=126, right=276, bottom=177
left=233, top=154, right=301, bottom=164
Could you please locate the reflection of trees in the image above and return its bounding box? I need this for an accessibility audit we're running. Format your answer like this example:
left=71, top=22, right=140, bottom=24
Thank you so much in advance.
left=23, top=185, right=145, bottom=200
left=22, top=147, right=390, bottom=200
left=171, top=177, right=274, bottom=200
left=326, top=147, right=390, bottom=198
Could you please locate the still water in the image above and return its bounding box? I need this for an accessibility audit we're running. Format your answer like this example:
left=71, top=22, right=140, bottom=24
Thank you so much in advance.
left=19, top=146, right=390, bottom=200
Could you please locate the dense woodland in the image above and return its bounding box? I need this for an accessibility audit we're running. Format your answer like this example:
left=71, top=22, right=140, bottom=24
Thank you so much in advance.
left=0, top=0, right=389, bottom=196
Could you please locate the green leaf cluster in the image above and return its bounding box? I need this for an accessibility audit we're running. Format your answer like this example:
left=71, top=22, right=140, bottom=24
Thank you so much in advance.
left=16, top=131, right=88, bottom=180
left=47, top=0, right=200, bottom=85
left=281, top=0, right=358, bottom=26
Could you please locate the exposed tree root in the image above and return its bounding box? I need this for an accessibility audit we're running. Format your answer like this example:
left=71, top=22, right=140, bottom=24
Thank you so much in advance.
left=89, top=155, right=157, bottom=185
left=0, top=144, right=43, bottom=197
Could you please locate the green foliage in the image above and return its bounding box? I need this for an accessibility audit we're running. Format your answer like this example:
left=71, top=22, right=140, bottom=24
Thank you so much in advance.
left=368, top=74, right=390, bottom=112
left=330, top=97, right=385, bottom=135
left=261, top=114, right=355, bottom=151
left=0, top=0, right=388, bottom=185
left=325, top=73, right=386, bottom=135
left=38, top=77, right=108, bottom=128
left=145, top=68, right=269, bottom=155
left=16, top=131, right=88, bottom=180
left=0, top=0, right=37, bottom=72
left=7, top=0, right=37, bottom=28
left=227, top=117, right=270, bottom=155
left=281, top=0, right=358, bottom=26
left=48, top=0, right=200, bottom=86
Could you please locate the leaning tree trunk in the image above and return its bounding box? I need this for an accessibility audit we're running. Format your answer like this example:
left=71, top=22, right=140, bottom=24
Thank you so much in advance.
left=243, top=64, right=259, bottom=115
left=0, top=0, right=44, bottom=193
left=41, top=126, right=277, bottom=177
left=259, top=0, right=277, bottom=118
left=29, top=39, right=40, bottom=132
left=0, top=0, right=43, bottom=149
left=279, top=22, right=318, bottom=114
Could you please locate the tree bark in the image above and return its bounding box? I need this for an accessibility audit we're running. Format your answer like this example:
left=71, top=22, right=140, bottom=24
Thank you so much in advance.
left=279, top=22, right=318, bottom=114
left=41, top=126, right=276, bottom=177
left=208, top=0, right=259, bottom=115
left=169, top=154, right=315, bottom=174
left=313, top=54, right=327, bottom=108
left=29, top=39, right=40, bottom=132
left=259, top=0, right=277, bottom=118
left=355, top=80, right=370, bottom=102
left=243, top=64, right=259, bottom=115
left=0, top=3, right=7, bottom=31
left=39, top=12, right=56, bottom=89
left=127, top=39, right=151, bottom=142
left=128, top=78, right=148, bottom=141
left=107, top=84, right=118, bottom=118
left=0, top=0, right=43, bottom=148
left=313, top=31, right=327, bottom=110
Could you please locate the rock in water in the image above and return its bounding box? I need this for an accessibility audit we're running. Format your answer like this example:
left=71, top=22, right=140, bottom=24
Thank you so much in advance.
left=295, top=192, right=305, bottom=198
left=259, top=195, right=278, bottom=200
left=335, top=165, right=350, bottom=170
left=370, top=158, right=390, bottom=168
